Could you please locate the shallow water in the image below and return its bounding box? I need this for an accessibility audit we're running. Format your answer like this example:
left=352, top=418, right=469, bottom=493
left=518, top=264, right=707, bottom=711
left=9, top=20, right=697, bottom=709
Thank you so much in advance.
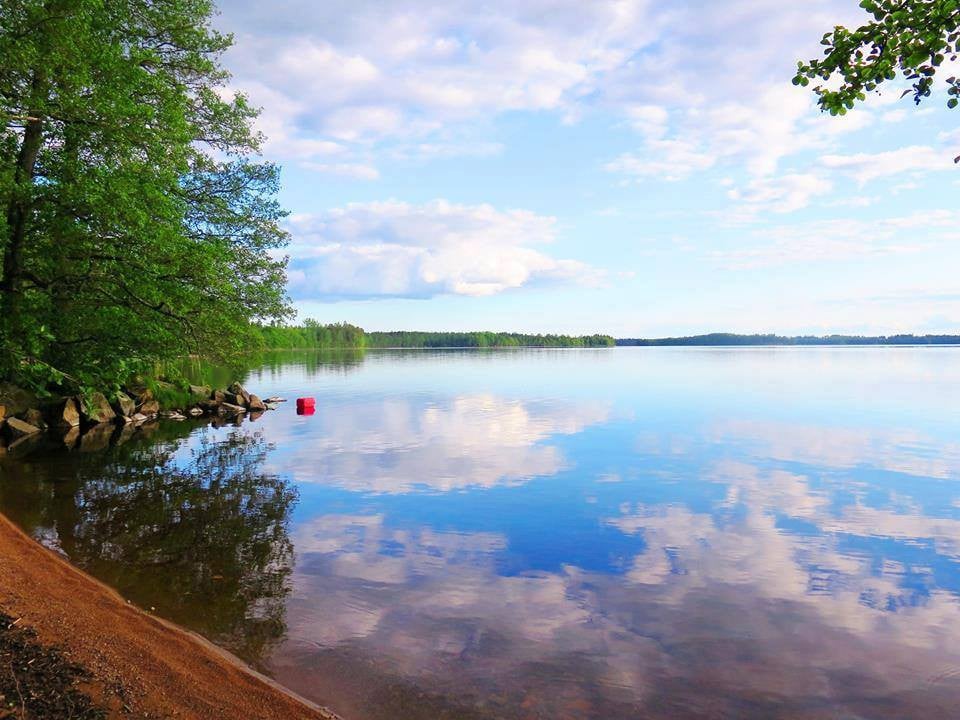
left=3, top=347, right=960, bottom=719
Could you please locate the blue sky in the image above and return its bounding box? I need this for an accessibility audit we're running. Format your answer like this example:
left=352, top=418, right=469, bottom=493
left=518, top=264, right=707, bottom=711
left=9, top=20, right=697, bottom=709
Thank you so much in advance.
left=214, top=0, right=960, bottom=337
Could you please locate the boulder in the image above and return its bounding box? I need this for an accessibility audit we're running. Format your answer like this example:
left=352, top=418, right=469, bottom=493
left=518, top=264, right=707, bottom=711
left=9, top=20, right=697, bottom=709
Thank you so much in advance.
left=223, top=392, right=246, bottom=406
left=220, top=402, right=247, bottom=416
left=3, top=417, right=41, bottom=441
left=210, top=389, right=226, bottom=403
left=131, top=413, right=150, bottom=424
left=198, top=400, right=221, bottom=415
left=50, top=397, right=81, bottom=427
left=264, top=396, right=286, bottom=404
left=19, top=408, right=47, bottom=430
left=0, top=382, right=37, bottom=417
left=138, top=399, right=160, bottom=416
left=247, top=394, right=267, bottom=412
left=227, top=382, right=251, bottom=406
left=112, top=391, right=136, bottom=418
left=81, top=392, right=116, bottom=425
left=187, top=407, right=204, bottom=417
left=189, top=384, right=211, bottom=400
left=0, top=404, right=6, bottom=421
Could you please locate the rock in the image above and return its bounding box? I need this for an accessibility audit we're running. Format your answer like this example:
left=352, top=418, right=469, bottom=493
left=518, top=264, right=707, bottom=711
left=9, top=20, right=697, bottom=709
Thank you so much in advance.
left=138, top=399, right=160, bottom=416
left=18, top=408, right=47, bottom=430
left=3, top=417, right=41, bottom=440
left=247, top=394, right=267, bottom=412
left=113, top=391, right=136, bottom=418
left=161, top=411, right=187, bottom=421
left=210, top=389, right=226, bottom=403
left=0, top=382, right=37, bottom=417
left=220, top=402, right=247, bottom=415
left=0, top=404, right=6, bottom=421
left=263, top=397, right=286, bottom=403
left=248, top=410, right=265, bottom=423
left=198, top=400, right=221, bottom=415
left=223, top=392, right=246, bottom=406
left=131, top=413, right=149, bottom=424
left=50, top=397, right=81, bottom=427
left=189, top=384, right=211, bottom=400
left=228, top=382, right=251, bottom=406
left=187, top=407, right=204, bottom=417
left=81, top=392, right=116, bottom=425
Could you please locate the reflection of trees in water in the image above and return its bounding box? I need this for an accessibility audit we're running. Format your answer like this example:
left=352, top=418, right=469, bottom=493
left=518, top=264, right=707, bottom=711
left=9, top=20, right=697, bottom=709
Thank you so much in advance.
left=2, top=430, right=297, bottom=668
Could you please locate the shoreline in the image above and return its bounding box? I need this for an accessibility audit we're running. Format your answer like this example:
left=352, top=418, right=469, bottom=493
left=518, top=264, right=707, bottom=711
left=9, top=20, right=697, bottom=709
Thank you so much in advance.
left=0, top=512, right=339, bottom=720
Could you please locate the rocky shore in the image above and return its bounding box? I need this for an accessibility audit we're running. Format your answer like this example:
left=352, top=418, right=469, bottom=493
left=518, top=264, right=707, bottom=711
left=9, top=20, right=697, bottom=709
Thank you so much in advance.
left=0, top=380, right=282, bottom=456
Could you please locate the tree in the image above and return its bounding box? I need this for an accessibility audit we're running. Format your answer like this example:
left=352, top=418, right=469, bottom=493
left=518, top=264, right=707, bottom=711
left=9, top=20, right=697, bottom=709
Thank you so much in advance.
left=794, top=0, right=960, bottom=116
left=0, top=0, right=291, bottom=394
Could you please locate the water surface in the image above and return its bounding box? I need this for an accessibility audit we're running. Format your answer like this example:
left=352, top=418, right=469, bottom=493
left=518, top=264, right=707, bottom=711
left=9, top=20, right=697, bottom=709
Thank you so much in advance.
left=3, top=348, right=960, bottom=719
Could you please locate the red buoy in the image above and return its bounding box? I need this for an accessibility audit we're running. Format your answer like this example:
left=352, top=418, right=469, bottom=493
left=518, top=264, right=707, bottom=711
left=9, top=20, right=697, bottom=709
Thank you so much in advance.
left=296, top=397, right=315, bottom=415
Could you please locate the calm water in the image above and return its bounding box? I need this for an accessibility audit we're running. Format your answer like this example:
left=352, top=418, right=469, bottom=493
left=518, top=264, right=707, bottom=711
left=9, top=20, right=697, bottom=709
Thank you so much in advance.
left=3, top=347, right=960, bottom=719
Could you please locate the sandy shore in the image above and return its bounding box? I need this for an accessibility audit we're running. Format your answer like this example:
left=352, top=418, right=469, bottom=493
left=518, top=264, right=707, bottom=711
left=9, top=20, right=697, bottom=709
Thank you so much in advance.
left=0, top=512, right=339, bottom=720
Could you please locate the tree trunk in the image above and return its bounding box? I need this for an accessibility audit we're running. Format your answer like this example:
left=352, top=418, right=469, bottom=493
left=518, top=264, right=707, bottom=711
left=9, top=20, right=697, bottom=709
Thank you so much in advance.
left=1, top=74, right=45, bottom=334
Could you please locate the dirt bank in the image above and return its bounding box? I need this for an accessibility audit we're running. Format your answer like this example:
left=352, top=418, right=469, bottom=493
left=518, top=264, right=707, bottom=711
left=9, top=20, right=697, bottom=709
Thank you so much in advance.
left=0, top=513, right=339, bottom=720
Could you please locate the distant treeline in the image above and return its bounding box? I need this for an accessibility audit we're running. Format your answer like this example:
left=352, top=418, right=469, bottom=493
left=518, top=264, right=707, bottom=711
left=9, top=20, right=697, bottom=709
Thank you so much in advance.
left=255, top=322, right=615, bottom=349
left=617, top=333, right=960, bottom=346
left=257, top=321, right=367, bottom=349
left=366, top=331, right=615, bottom=348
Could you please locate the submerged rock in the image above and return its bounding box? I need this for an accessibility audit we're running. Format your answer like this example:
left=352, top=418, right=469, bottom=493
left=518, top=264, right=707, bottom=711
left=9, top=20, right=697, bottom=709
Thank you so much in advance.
left=247, top=394, right=267, bottom=412
left=78, top=423, right=114, bottom=453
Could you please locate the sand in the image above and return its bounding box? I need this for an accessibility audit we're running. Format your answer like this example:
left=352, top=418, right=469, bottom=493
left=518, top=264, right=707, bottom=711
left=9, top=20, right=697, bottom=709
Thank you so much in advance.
left=0, top=512, right=340, bottom=720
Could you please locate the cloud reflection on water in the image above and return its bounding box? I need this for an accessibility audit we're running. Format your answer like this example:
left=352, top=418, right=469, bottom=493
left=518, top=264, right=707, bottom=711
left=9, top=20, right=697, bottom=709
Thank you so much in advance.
left=265, top=392, right=610, bottom=493
left=266, top=396, right=960, bottom=719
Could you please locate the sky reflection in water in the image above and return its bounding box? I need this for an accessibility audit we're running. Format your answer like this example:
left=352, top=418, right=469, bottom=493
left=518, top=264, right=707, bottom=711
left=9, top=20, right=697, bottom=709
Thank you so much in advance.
left=7, top=347, right=960, bottom=719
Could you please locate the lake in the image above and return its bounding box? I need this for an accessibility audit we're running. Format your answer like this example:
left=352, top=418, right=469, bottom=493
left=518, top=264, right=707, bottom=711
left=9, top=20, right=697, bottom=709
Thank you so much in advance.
left=3, top=347, right=960, bottom=719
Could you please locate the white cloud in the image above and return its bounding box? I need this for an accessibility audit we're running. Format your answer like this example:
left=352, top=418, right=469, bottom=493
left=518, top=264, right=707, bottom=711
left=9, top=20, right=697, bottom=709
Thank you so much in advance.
left=605, top=139, right=716, bottom=182
left=301, top=162, right=381, bottom=180
left=218, top=0, right=666, bottom=156
left=284, top=199, right=604, bottom=300
left=726, top=172, right=833, bottom=216
left=820, top=146, right=952, bottom=185
left=712, top=210, right=959, bottom=268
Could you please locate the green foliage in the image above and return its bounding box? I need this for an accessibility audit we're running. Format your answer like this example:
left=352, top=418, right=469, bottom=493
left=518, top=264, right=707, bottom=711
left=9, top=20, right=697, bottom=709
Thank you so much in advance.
left=256, top=321, right=366, bottom=349
left=0, top=0, right=291, bottom=396
left=795, top=0, right=960, bottom=115
left=365, top=331, right=616, bottom=348
left=249, top=323, right=615, bottom=350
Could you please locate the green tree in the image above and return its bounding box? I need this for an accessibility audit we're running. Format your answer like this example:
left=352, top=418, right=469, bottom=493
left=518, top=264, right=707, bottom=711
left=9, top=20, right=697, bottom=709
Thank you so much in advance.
left=794, top=0, right=960, bottom=115
left=0, top=0, right=290, bottom=394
